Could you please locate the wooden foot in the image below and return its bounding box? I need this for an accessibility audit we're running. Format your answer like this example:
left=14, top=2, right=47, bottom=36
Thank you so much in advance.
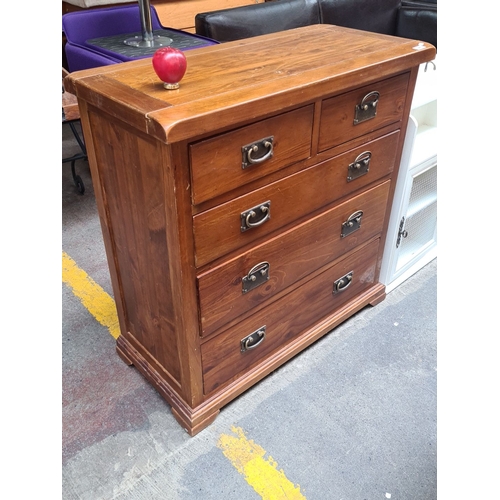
left=171, top=407, right=220, bottom=436
left=369, top=285, right=386, bottom=306
left=116, top=334, right=222, bottom=435
left=116, top=343, right=134, bottom=366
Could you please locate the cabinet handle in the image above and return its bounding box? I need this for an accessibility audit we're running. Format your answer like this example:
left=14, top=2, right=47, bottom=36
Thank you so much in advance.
left=333, top=271, right=353, bottom=294
left=240, top=201, right=271, bottom=232
left=341, top=210, right=363, bottom=238
left=240, top=326, right=266, bottom=352
left=347, top=151, right=371, bottom=182
left=241, top=137, right=274, bottom=169
left=354, top=91, right=380, bottom=124
left=396, top=216, right=408, bottom=248
left=242, top=261, right=270, bottom=294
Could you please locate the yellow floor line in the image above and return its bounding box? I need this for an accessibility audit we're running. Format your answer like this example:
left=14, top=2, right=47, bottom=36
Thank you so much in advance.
left=62, top=251, right=120, bottom=339
left=218, top=426, right=306, bottom=500
left=63, top=253, right=302, bottom=498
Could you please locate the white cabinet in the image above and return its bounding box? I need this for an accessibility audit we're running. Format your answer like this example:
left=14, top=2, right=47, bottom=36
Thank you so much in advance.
left=380, top=58, right=437, bottom=292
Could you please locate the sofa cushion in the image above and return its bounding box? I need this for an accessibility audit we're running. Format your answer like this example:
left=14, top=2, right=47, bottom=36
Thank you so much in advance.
left=396, top=2, right=437, bottom=48
left=319, top=0, right=401, bottom=35
left=195, top=0, right=321, bottom=42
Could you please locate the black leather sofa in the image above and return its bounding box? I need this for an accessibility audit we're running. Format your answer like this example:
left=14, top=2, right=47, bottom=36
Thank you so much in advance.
left=195, top=0, right=437, bottom=48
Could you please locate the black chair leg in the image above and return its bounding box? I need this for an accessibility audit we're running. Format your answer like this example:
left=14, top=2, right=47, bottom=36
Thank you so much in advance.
left=63, top=120, right=88, bottom=195
left=70, top=158, right=85, bottom=195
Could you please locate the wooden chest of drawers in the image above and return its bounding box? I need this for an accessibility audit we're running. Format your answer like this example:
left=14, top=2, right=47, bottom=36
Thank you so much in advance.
left=65, top=25, right=435, bottom=435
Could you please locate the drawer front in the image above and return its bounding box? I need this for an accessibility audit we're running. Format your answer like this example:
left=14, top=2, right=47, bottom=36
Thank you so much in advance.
left=318, top=73, right=409, bottom=152
left=190, top=105, right=314, bottom=205
left=198, top=181, right=391, bottom=337
left=201, top=238, right=380, bottom=395
left=193, top=130, right=399, bottom=267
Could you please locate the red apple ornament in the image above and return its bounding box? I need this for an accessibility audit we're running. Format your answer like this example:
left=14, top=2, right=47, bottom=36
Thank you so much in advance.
left=152, top=47, right=187, bottom=90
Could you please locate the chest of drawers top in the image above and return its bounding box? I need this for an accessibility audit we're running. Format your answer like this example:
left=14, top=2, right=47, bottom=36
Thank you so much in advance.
left=66, top=24, right=435, bottom=145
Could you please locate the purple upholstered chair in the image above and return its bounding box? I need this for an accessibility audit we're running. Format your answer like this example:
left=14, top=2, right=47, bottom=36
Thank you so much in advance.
left=63, top=4, right=217, bottom=72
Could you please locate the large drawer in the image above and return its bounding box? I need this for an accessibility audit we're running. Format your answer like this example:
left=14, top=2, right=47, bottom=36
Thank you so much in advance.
left=198, top=181, right=390, bottom=337
left=193, top=130, right=399, bottom=267
left=189, top=105, right=314, bottom=205
left=201, top=237, right=381, bottom=395
left=318, top=73, right=409, bottom=152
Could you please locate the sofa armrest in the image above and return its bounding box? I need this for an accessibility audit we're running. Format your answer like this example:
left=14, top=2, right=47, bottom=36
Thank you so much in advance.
left=396, top=0, right=437, bottom=48
left=64, top=42, right=122, bottom=72
left=195, top=0, right=321, bottom=42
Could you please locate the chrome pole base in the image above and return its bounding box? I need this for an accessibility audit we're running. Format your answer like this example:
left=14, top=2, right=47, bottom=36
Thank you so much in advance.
left=124, top=34, right=173, bottom=48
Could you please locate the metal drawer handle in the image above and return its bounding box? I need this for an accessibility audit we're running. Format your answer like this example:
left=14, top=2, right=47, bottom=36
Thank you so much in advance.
left=241, top=201, right=271, bottom=232
left=360, top=91, right=380, bottom=110
left=242, top=136, right=274, bottom=169
left=347, top=151, right=371, bottom=182
left=242, top=261, right=270, bottom=294
left=346, top=211, right=363, bottom=226
left=354, top=91, right=380, bottom=125
left=341, top=210, right=363, bottom=238
left=247, top=262, right=268, bottom=281
left=246, top=207, right=269, bottom=227
left=240, top=326, right=266, bottom=352
left=247, top=141, right=273, bottom=164
left=352, top=151, right=371, bottom=169
left=333, top=271, right=353, bottom=294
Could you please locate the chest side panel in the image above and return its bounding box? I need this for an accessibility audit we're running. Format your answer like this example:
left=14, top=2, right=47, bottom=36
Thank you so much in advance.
left=87, top=107, right=182, bottom=385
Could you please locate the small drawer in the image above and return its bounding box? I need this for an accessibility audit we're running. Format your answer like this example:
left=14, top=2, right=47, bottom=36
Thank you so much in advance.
left=193, top=130, right=399, bottom=267
left=189, top=105, right=314, bottom=205
left=198, top=181, right=391, bottom=337
left=201, top=238, right=381, bottom=395
left=318, top=73, right=409, bottom=152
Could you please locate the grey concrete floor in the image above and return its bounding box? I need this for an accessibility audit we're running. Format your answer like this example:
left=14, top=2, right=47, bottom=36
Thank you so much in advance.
left=62, top=122, right=437, bottom=500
